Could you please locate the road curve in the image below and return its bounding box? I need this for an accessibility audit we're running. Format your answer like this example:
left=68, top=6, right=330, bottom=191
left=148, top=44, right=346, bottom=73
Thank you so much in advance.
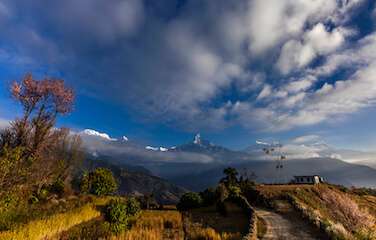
left=256, top=208, right=327, bottom=240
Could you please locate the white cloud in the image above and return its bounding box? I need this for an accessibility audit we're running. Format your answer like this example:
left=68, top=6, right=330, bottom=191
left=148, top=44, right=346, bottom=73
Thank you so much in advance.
left=292, top=135, right=321, bottom=144
left=247, top=0, right=339, bottom=54
left=277, top=40, right=316, bottom=74
left=257, top=84, right=272, bottom=100
left=305, top=23, right=346, bottom=54
left=0, top=0, right=369, bottom=133
left=285, top=79, right=313, bottom=93
left=277, top=23, right=347, bottom=74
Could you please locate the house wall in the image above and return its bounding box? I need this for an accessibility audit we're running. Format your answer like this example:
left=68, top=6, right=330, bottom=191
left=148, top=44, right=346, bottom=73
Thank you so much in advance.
left=294, top=176, right=319, bottom=184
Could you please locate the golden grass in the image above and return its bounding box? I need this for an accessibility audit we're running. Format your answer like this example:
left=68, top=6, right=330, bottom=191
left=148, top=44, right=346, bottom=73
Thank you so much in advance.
left=111, top=210, right=184, bottom=240
left=0, top=204, right=100, bottom=240
left=184, top=205, right=246, bottom=240
left=186, top=226, right=242, bottom=240
left=187, top=204, right=248, bottom=236
left=263, top=184, right=376, bottom=239
left=0, top=196, right=113, bottom=240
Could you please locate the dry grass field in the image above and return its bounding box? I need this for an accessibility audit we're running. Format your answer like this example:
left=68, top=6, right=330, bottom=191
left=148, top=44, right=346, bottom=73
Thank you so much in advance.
left=183, top=203, right=248, bottom=240
left=112, top=210, right=184, bottom=240
left=0, top=203, right=101, bottom=240
left=255, top=184, right=376, bottom=239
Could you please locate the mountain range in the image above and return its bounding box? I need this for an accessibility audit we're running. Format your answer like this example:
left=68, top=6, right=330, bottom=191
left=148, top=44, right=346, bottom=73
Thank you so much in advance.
left=78, top=129, right=376, bottom=192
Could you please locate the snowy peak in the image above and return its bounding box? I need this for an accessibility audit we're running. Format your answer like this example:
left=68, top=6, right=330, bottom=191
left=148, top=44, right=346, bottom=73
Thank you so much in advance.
left=145, top=146, right=169, bottom=152
left=173, top=133, right=232, bottom=155
left=80, top=129, right=117, bottom=141
left=146, top=146, right=159, bottom=151
left=193, top=133, right=201, bottom=145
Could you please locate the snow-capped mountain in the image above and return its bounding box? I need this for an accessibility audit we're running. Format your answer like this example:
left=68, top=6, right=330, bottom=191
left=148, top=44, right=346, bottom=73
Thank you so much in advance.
left=174, top=133, right=231, bottom=153
left=145, top=146, right=169, bottom=152
left=76, top=129, right=376, bottom=190
left=80, top=129, right=117, bottom=141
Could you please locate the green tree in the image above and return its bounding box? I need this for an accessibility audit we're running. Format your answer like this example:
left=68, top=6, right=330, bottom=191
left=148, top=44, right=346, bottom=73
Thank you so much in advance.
left=80, top=168, right=118, bottom=196
left=220, top=167, right=239, bottom=186
left=177, top=192, right=203, bottom=211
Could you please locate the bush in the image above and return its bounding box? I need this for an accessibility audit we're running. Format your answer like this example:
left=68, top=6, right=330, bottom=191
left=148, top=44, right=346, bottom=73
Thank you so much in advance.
left=104, top=199, right=129, bottom=234
left=80, top=168, right=118, bottom=196
left=104, top=197, right=141, bottom=234
left=79, top=171, right=90, bottom=193
left=177, top=192, right=202, bottom=211
left=125, top=197, right=141, bottom=216
left=228, top=185, right=241, bottom=198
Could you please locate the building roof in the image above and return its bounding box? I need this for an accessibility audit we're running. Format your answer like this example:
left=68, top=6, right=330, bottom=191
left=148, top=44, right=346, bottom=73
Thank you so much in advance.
left=293, top=175, right=320, bottom=178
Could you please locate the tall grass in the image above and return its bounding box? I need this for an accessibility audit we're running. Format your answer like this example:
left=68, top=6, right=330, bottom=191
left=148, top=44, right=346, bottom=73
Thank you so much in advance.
left=0, top=203, right=100, bottom=240
left=111, top=210, right=184, bottom=240
left=185, top=226, right=242, bottom=240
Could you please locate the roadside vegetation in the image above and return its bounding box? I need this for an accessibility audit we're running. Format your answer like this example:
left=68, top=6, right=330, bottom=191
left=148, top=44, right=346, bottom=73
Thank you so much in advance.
left=177, top=167, right=257, bottom=240
left=251, top=184, right=376, bottom=240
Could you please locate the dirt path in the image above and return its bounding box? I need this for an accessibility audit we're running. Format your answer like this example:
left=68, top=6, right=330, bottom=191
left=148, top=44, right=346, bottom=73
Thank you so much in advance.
left=255, top=208, right=328, bottom=240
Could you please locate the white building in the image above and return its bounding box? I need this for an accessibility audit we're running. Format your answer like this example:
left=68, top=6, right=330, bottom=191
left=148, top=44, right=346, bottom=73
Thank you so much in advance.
left=293, top=175, right=324, bottom=184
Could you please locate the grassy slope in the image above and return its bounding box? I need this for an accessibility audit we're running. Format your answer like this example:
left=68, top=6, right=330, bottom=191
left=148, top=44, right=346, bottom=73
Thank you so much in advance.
left=255, top=184, right=376, bottom=239
left=57, top=204, right=248, bottom=240
left=0, top=196, right=112, bottom=240
left=57, top=209, right=184, bottom=240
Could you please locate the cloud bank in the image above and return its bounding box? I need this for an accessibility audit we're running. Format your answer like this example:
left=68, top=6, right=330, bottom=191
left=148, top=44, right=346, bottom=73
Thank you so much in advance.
left=0, top=0, right=375, bottom=132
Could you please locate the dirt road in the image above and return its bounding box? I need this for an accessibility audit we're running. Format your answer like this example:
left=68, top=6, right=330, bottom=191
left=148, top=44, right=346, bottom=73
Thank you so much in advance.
left=255, top=208, right=328, bottom=240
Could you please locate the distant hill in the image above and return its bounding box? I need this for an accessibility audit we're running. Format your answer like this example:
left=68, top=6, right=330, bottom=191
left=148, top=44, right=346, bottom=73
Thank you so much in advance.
left=82, top=157, right=187, bottom=204
left=170, top=157, right=376, bottom=191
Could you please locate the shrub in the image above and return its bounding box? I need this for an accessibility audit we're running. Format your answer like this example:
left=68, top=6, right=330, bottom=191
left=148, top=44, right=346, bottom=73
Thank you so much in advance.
left=228, top=185, right=241, bottom=198
left=177, top=192, right=203, bottom=211
left=104, top=199, right=129, bottom=234
left=104, top=198, right=141, bottom=234
left=79, top=171, right=91, bottom=193
left=80, top=168, right=118, bottom=196
left=125, top=197, right=141, bottom=217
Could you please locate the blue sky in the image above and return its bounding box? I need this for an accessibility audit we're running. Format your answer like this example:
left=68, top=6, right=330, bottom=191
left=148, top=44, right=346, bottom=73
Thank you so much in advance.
left=1, top=0, right=376, bottom=150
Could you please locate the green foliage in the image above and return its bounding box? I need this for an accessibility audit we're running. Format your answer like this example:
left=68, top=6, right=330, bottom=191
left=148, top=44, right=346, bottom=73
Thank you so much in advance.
left=38, top=188, right=49, bottom=201
left=125, top=197, right=141, bottom=216
left=220, top=167, right=238, bottom=186
left=228, top=185, right=241, bottom=198
left=104, top=198, right=141, bottom=234
left=79, top=171, right=90, bottom=193
left=80, top=168, right=118, bottom=196
left=177, top=192, right=203, bottom=211
left=104, top=199, right=128, bottom=233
